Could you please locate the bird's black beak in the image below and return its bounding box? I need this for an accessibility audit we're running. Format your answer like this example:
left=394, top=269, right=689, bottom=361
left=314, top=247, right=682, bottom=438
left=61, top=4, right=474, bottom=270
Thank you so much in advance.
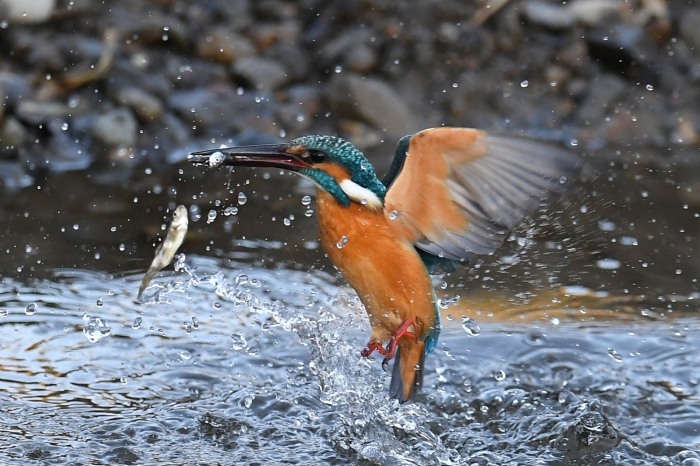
left=187, top=144, right=312, bottom=171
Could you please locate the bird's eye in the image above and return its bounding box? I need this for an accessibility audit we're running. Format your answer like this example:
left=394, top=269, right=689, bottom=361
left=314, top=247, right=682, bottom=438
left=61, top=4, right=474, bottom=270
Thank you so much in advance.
left=306, top=150, right=326, bottom=163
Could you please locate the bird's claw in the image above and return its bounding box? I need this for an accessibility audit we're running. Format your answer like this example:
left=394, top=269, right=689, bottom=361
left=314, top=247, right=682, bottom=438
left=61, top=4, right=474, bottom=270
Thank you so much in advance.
left=363, top=319, right=418, bottom=371
left=361, top=340, right=387, bottom=358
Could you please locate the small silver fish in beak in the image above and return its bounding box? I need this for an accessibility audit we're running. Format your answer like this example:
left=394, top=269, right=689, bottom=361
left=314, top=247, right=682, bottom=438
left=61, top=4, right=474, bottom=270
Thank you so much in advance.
left=136, top=205, right=188, bottom=302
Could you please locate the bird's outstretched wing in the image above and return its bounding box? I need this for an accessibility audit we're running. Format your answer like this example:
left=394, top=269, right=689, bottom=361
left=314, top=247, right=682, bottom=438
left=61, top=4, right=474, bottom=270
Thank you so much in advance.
left=383, top=127, right=581, bottom=261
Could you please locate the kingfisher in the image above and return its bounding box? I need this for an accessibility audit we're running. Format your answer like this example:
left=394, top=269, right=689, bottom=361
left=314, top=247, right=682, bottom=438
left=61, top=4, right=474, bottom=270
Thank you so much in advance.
left=188, top=127, right=580, bottom=402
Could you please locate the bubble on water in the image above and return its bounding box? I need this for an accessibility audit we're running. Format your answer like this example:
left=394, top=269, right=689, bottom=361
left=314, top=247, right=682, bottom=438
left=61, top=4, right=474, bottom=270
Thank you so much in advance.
left=596, top=258, right=621, bottom=270
left=191, top=317, right=199, bottom=329
left=207, top=210, right=217, bottom=224
left=493, top=370, right=506, bottom=381
left=461, top=317, right=480, bottom=335
left=336, top=235, right=348, bottom=249
left=131, top=317, right=142, bottom=330
left=120, top=377, right=128, bottom=384
left=179, top=350, right=192, bottom=361
left=235, top=274, right=249, bottom=285
left=25, top=303, right=38, bottom=315
left=96, top=298, right=103, bottom=307
left=607, top=348, right=623, bottom=362
left=231, top=333, right=248, bottom=350
left=0, top=308, right=7, bottom=317
left=301, top=195, right=312, bottom=206
left=83, top=317, right=111, bottom=342
left=237, top=192, right=247, bottom=205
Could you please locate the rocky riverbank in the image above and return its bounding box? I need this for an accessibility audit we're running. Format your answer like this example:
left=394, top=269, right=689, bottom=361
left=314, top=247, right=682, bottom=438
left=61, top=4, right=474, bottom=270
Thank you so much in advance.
left=0, top=0, right=698, bottom=192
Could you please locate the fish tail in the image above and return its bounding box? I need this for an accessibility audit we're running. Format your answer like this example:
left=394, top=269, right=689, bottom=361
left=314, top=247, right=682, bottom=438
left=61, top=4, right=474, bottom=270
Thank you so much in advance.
left=389, top=339, right=426, bottom=403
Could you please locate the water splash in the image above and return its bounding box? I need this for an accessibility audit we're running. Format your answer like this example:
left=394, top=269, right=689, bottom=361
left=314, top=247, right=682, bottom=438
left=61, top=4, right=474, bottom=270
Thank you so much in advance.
left=83, top=316, right=111, bottom=342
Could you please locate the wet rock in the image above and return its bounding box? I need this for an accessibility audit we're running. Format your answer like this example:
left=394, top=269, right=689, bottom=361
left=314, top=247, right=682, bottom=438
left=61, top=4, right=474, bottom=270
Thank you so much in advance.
left=0, top=160, right=33, bottom=190
left=15, top=100, right=73, bottom=124
left=0, top=71, right=30, bottom=107
left=327, top=74, right=420, bottom=138
left=115, top=87, right=164, bottom=121
left=523, top=0, right=619, bottom=29
left=0, top=116, right=26, bottom=153
left=276, top=85, right=323, bottom=132
left=0, top=0, right=55, bottom=24
left=232, top=56, right=288, bottom=91
left=90, top=108, right=138, bottom=148
left=576, top=74, right=627, bottom=124
left=678, top=9, right=700, bottom=54
left=197, top=28, right=255, bottom=64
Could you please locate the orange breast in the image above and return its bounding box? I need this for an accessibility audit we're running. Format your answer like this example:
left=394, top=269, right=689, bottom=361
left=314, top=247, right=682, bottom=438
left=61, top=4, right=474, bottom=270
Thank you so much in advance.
left=316, top=189, right=436, bottom=341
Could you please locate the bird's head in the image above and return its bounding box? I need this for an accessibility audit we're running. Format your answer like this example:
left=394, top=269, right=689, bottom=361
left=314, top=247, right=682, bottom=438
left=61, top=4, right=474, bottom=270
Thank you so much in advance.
left=189, top=135, right=387, bottom=209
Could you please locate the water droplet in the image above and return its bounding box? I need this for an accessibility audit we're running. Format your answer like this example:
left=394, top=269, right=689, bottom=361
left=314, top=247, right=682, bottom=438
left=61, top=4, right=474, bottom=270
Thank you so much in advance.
left=0, top=308, right=7, bottom=317
left=207, top=209, right=217, bottom=224
left=304, top=209, right=314, bottom=217
left=96, top=298, right=103, bottom=307
left=25, top=303, right=38, bottom=315
left=619, top=236, right=638, bottom=246
left=120, top=377, right=128, bottom=384
left=224, top=206, right=238, bottom=216
left=179, top=350, right=192, bottom=361
left=83, top=317, right=111, bottom=342
left=237, top=192, right=247, bottom=205
left=646, top=84, right=654, bottom=91
left=461, top=317, right=480, bottom=335
left=235, top=274, right=249, bottom=285
left=283, top=217, right=292, bottom=226
left=551, top=317, right=560, bottom=326
left=336, top=235, right=348, bottom=249
left=596, top=258, right=621, bottom=270
left=608, top=348, right=623, bottom=362
left=301, top=195, right=312, bottom=206
left=192, top=317, right=199, bottom=329
left=520, top=80, right=529, bottom=88
left=132, top=317, right=143, bottom=329
left=231, top=333, right=248, bottom=350
left=388, top=210, right=398, bottom=220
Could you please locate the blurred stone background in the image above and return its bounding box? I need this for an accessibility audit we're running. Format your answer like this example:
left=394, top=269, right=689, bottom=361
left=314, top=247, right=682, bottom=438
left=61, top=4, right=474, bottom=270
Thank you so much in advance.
left=1, top=0, right=698, bottom=190
left=0, top=0, right=699, bottom=279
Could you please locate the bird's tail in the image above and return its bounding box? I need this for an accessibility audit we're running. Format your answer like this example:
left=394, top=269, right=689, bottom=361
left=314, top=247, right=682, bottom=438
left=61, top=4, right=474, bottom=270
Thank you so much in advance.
left=389, top=339, right=426, bottom=403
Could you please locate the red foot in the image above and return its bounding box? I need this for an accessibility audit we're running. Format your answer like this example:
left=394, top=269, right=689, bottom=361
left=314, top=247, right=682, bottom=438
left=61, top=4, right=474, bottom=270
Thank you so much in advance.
left=360, top=320, right=417, bottom=371
left=361, top=340, right=388, bottom=358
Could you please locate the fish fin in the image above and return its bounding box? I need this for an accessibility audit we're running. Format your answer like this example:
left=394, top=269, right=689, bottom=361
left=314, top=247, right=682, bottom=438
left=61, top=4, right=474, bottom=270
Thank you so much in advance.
left=389, top=340, right=426, bottom=403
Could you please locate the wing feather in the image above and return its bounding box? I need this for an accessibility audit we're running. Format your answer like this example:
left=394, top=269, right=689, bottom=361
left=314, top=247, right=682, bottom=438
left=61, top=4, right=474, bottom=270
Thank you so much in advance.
left=384, top=127, right=581, bottom=260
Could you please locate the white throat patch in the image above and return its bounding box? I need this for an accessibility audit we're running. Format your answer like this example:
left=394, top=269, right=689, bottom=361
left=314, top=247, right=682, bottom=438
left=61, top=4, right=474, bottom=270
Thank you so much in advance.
left=339, top=179, right=383, bottom=210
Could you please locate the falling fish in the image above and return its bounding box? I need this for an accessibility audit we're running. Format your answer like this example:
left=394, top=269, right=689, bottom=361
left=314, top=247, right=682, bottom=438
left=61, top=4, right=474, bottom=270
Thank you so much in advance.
left=136, top=205, right=188, bottom=301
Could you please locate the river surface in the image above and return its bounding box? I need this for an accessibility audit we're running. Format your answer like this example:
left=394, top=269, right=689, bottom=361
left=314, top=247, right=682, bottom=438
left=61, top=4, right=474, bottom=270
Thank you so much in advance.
left=1, top=146, right=699, bottom=465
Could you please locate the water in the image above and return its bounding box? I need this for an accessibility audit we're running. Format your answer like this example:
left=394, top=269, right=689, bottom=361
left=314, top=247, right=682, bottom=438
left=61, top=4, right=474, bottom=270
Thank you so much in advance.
left=1, top=146, right=699, bottom=464
left=0, top=256, right=698, bottom=465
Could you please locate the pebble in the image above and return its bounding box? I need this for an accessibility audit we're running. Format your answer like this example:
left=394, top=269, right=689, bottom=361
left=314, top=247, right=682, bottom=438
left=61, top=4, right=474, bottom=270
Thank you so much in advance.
left=197, top=28, right=255, bottom=64
left=0, top=160, right=33, bottom=190
left=679, top=9, right=700, bottom=53
left=90, top=108, right=138, bottom=148
left=328, top=74, right=420, bottom=138
left=232, top=56, right=288, bottom=91
left=0, top=0, right=55, bottom=24
left=115, top=87, right=164, bottom=121
left=0, top=116, right=26, bottom=153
